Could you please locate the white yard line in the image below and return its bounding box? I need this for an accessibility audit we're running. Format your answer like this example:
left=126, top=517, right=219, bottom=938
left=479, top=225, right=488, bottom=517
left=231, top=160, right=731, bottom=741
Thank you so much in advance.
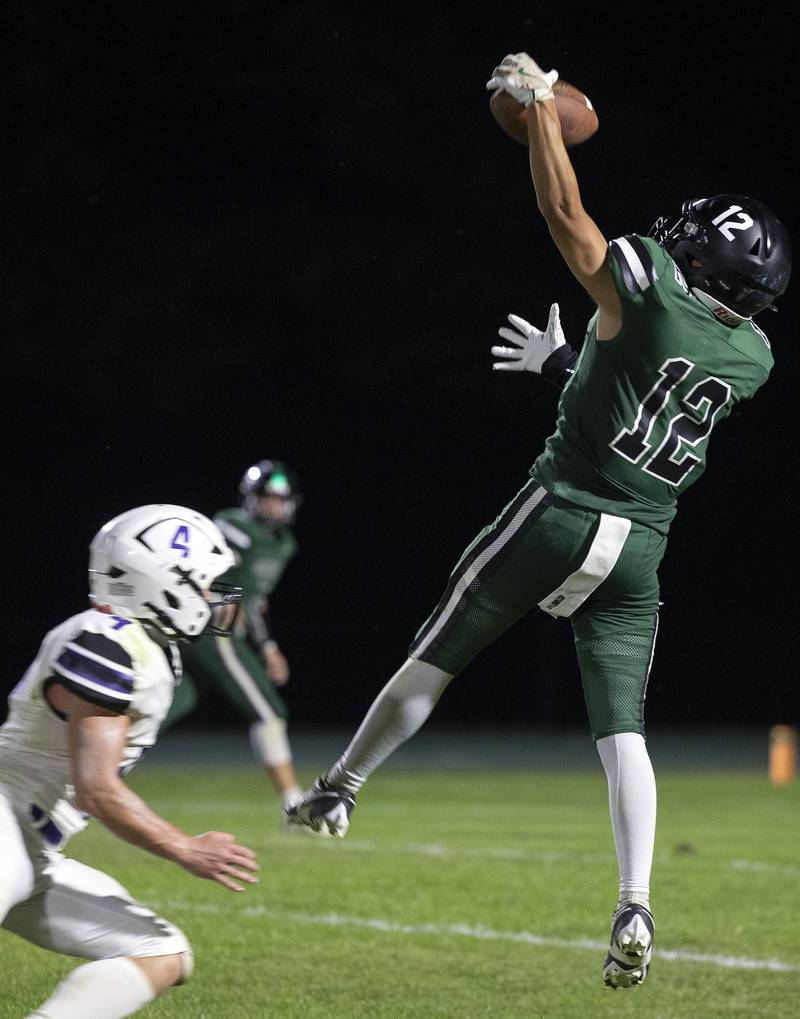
left=300, top=837, right=616, bottom=866
left=152, top=801, right=800, bottom=876
left=275, top=834, right=800, bottom=879
left=159, top=899, right=800, bottom=974
left=729, top=859, right=800, bottom=878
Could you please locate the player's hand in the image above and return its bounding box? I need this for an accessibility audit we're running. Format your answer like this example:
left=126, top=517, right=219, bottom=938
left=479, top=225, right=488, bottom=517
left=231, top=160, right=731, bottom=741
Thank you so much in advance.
left=486, top=52, right=558, bottom=106
left=491, top=303, right=566, bottom=373
left=264, top=644, right=290, bottom=686
left=179, top=831, right=259, bottom=892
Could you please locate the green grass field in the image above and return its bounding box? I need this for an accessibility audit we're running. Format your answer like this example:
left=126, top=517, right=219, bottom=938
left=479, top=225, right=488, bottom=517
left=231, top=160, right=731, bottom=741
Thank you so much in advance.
left=4, top=747, right=799, bottom=1018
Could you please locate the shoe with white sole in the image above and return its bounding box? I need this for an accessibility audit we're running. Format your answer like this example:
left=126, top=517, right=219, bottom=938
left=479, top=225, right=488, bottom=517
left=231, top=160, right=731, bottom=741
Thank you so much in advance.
left=279, top=804, right=331, bottom=835
left=284, top=776, right=356, bottom=837
left=602, top=903, right=654, bottom=989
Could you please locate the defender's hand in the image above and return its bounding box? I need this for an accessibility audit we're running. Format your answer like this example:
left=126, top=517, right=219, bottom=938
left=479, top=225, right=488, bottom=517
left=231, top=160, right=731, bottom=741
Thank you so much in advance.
left=264, top=643, right=290, bottom=686
left=486, top=52, right=558, bottom=106
left=492, top=303, right=566, bottom=373
left=179, top=831, right=259, bottom=892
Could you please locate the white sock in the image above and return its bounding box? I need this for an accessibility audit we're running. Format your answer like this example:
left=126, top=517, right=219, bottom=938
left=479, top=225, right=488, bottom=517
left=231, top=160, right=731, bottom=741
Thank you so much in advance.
left=28, top=957, right=155, bottom=1019
left=325, top=658, right=452, bottom=792
left=596, top=732, right=656, bottom=909
left=249, top=718, right=292, bottom=767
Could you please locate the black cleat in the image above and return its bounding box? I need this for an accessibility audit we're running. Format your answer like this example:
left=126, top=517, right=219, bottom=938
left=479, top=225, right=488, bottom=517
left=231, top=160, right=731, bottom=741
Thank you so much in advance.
left=284, top=777, right=357, bottom=837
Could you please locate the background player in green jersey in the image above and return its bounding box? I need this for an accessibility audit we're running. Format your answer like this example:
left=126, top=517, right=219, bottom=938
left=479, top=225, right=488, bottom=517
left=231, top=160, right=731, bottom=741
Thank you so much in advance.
left=164, top=460, right=307, bottom=820
left=287, top=51, right=791, bottom=988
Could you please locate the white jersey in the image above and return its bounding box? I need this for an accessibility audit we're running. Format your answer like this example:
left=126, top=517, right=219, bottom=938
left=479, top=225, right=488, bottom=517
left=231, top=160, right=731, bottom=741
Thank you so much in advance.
left=0, top=609, right=179, bottom=846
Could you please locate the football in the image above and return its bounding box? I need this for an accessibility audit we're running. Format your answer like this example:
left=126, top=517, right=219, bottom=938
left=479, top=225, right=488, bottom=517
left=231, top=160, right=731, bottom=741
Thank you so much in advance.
left=490, top=83, right=599, bottom=148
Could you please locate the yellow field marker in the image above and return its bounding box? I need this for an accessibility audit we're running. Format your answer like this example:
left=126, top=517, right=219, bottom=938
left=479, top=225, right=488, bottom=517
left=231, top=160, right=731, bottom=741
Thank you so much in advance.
left=769, top=725, right=797, bottom=785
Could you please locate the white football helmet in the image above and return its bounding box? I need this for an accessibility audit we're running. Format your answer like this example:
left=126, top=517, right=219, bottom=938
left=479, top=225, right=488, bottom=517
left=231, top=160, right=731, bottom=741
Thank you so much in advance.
left=88, top=504, right=239, bottom=639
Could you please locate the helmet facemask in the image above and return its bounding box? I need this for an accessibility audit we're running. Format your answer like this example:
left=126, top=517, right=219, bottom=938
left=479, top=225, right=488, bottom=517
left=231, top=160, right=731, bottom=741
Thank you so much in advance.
left=142, top=568, right=241, bottom=639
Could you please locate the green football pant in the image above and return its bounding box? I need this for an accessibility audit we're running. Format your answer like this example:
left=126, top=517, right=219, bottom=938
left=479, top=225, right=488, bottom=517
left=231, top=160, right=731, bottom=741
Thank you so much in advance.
left=164, top=633, right=289, bottom=730
left=408, top=479, right=666, bottom=740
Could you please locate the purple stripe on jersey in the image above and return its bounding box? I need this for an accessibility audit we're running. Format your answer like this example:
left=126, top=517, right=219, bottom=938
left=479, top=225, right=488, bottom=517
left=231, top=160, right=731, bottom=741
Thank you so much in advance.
left=55, top=647, right=134, bottom=694
left=41, top=817, right=64, bottom=845
left=72, top=629, right=133, bottom=668
left=29, top=805, right=66, bottom=846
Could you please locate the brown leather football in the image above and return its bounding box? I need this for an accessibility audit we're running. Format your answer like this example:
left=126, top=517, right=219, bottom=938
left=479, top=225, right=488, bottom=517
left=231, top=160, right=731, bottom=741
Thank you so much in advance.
left=490, top=84, right=599, bottom=148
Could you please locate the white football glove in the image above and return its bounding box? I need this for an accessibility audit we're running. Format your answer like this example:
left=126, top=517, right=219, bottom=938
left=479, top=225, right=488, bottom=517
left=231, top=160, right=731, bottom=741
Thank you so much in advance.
left=491, top=303, right=566, bottom=373
left=485, top=52, right=558, bottom=106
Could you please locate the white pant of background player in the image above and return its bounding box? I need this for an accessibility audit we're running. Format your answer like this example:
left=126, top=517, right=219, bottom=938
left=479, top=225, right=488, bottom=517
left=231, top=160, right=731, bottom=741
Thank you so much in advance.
left=1, top=790, right=191, bottom=1019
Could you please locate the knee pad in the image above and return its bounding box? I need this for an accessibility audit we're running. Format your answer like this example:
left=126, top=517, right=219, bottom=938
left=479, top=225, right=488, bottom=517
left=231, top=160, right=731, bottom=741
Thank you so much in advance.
left=250, top=717, right=291, bottom=767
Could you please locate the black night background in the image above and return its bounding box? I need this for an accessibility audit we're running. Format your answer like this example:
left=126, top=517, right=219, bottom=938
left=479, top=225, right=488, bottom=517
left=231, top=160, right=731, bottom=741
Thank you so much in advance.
left=4, top=4, right=797, bottom=734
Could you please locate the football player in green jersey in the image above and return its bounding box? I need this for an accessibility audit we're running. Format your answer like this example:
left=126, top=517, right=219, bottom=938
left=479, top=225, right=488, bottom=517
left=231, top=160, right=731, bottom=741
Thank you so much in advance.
left=164, top=460, right=307, bottom=821
left=287, top=52, right=791, bottom=988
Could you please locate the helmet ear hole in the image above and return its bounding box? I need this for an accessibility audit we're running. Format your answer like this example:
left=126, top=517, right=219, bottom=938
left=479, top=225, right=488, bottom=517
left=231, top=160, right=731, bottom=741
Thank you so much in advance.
left=164, top=591, right=180, bottom=609
left=749, top=238, right=761, bottom=256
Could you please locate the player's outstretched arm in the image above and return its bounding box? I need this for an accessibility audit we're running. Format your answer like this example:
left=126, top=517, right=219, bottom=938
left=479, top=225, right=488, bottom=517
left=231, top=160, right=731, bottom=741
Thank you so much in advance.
left=525, top=94, right=621, bottom=338
left=54, top=684, right=259, bottom=892
left=488, top=53, right=621, bottom=339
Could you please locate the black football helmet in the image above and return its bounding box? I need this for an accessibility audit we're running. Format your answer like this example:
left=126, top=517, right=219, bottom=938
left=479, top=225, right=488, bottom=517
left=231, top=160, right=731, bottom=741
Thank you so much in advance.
left=239, top=459, right=302, bottom=528
left=649, top=194, right=791, bottom=324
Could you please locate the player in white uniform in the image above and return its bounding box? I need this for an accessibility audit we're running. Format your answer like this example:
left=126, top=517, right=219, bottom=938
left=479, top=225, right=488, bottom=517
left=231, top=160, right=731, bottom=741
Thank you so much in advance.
left=0, top=505, right=258, bottom=1019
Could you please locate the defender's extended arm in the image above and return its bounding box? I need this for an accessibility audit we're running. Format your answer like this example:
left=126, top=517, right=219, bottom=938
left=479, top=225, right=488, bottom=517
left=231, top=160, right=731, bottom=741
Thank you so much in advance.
left=52, top=684, right=258, bottom=891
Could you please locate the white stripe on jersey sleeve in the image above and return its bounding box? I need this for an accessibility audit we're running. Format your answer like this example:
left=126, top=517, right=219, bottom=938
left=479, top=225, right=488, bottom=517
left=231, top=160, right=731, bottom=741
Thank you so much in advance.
left=52, top=637, right=135, bottom=705
left=215, top=517, right=252, bottom=549
left=613, top=236, right=654, bottom=293
left=61, top=640, right=134, bottom=677
left=51, top=664, right=133, bottom=702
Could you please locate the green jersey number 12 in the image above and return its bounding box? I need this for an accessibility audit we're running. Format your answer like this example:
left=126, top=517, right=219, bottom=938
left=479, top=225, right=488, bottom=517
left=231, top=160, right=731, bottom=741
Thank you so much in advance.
left=611, top=357, right=731, bottom=487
